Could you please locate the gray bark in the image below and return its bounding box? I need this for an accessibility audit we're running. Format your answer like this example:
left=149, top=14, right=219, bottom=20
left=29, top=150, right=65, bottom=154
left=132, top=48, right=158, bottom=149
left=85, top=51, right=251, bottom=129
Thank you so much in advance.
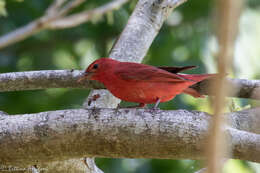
left=228, top=108, right=260, bottom=134
left=1, top=70, right=259, bottom=100
left=109, top=0, right=187, bottom=62
left=0, top=108, right=259, bottom=167
left=190, top=78, right=260, bottom=100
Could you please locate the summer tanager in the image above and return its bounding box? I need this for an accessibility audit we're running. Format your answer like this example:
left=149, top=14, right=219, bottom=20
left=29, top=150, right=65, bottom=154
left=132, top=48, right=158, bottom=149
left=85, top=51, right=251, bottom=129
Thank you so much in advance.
left=79, top=58, right=214, bottom=108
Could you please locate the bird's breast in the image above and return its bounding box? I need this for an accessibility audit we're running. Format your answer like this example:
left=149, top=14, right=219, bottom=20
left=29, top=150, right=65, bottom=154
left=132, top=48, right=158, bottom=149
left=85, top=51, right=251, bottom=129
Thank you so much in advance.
left=103, top=79, right=193, bottom=104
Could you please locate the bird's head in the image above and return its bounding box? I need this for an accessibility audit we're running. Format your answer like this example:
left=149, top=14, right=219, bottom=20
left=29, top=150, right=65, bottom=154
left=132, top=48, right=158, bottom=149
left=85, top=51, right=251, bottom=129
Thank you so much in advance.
left=77, top=58, right=118, bottom=82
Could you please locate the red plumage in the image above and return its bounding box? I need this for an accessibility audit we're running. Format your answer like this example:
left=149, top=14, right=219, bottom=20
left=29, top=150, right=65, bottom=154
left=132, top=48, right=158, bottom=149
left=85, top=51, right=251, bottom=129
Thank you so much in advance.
left=79, top=58, right=214, bottom=107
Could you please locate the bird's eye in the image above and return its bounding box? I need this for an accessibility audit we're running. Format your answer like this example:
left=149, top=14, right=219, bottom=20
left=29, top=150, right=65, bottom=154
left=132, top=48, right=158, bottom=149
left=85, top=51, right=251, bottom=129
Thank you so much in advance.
left=93, top=64, right=98, bottom=69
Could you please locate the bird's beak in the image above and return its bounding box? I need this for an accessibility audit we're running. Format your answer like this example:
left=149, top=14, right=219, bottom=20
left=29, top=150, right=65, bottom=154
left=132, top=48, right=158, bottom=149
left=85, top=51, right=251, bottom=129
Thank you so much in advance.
left=77, top=72, right=92, bottom=83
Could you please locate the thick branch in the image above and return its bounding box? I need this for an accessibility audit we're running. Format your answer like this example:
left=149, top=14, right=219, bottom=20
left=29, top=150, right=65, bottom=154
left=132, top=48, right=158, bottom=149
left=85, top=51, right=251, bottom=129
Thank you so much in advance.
left=109, top=0, right=187, bottom=62
left=0, top=70, right=259, bottom=100
left=228, top=107, right=260, bottom=134
left=0, top=108, right=259, bottom=166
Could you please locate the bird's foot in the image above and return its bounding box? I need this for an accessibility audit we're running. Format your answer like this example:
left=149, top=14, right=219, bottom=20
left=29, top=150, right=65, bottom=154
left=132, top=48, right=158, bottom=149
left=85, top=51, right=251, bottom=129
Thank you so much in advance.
left=87, top=94, right=101, bottom=106
left=151, top=107, right=160, bottom=110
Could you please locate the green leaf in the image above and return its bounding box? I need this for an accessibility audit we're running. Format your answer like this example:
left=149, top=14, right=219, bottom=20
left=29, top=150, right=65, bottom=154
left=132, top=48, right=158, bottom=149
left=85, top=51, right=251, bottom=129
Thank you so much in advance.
left=0, top=0, right=7, bottom=17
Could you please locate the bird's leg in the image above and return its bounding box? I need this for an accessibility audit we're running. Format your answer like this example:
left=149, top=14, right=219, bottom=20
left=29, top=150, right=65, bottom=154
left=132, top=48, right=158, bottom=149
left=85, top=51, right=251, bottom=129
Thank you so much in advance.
left=153, top=98, right=161, bottom=109
left=87, top=94, right=101, bottom=106
left=138, top=103, right=147, bottom=108
left=117, top=103, right=121, bottom=109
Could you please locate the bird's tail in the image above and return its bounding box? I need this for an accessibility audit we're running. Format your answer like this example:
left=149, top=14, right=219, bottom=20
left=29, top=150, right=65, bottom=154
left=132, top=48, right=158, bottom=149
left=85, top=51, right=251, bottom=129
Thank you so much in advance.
left=180, top=73, right=217, bottom=82
left=180, top=73, right=218, bottom=98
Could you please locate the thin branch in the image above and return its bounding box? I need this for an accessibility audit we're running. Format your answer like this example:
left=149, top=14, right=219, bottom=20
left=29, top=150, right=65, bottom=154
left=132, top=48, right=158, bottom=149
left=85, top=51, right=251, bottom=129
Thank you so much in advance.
left=48, top=0, right=129, bottom=29
left=207, top=0, right=242, bottom=173
left=0, top=17, right=50, bottom=50
left=207, top=0, right=243, bottom=172
left=0, top=0, right=69, bottom=49
left=0, top=0, right=129, bottom=49
left=0, top=108, right=259, bottom=167
left=190, top=78, right=260, bottom=100
left=0, top=70, right=104, bottom=92
left=46, top=0, right=66, bottom=15
left=0, top=70, right=259, bottom=100
left=56, top=0, right=85, bottom=17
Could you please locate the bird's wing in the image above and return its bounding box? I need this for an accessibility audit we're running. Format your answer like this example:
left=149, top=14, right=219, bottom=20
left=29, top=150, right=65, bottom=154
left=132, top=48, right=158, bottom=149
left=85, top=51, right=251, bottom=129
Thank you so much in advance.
left=158, top=66, right=197, bottom=74
left=114, top=63, right=191, bottom=82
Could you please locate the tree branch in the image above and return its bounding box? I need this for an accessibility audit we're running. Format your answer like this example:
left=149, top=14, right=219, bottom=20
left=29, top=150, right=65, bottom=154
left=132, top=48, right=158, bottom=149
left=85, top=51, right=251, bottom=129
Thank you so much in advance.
left=109, top=0, right=187, bottom=62
left=0, top=0, right=129, bottom=49
left=190, top=78, right=260, bottom=100
left=0, top=70, right=259, bottom=100
left=227, top=107, right=260, bottom=134
left=0, top=70, right=103, bottom=91
left=0, top=108, right=259, bottom=167
left=48, top=0, right=129, bottom=29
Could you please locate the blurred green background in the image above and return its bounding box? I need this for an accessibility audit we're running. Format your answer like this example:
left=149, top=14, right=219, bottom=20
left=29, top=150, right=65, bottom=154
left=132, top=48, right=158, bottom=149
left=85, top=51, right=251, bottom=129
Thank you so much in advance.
left=0, top=0, right=260, bottom=172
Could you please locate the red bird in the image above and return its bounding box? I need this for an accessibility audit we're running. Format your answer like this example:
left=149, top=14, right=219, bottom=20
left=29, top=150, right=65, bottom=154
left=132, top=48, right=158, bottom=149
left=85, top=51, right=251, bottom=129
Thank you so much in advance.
left=79, top=58, right=214, bottom=108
